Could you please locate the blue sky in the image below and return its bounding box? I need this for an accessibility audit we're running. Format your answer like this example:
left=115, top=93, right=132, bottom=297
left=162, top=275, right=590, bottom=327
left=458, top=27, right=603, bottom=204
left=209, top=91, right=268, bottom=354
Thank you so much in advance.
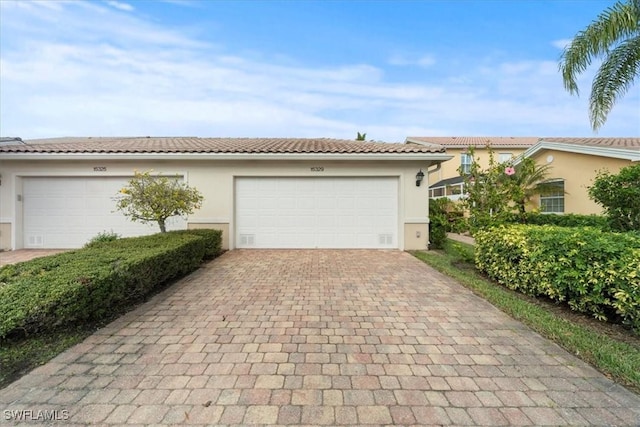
left=1, top=0, right=638, bottom=141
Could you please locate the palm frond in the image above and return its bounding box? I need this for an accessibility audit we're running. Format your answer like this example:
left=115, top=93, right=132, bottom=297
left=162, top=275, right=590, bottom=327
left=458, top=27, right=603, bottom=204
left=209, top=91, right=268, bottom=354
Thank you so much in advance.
left=559, top=0, right=639, bottom=95
left=589, top=34, right=640, bottom=130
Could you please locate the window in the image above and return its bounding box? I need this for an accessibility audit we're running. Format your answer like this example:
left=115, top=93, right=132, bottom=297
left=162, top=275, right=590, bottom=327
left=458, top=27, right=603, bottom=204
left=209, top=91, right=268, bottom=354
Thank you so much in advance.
left=430, top=187, right=445, bottom=198
left=460, top=153, right=472, bottom=174
left=446, top=184, right=463, bottom=196
left=540, top=180, right=565, bottom=213
left=499, top=153, right=513, bottom=163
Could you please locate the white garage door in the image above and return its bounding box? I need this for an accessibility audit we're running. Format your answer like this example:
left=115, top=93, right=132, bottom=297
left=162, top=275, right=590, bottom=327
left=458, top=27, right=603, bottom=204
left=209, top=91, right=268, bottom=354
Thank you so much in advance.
left=236, top=177, right=398, bottom=248
left=23, top=177, right=186, bottom=248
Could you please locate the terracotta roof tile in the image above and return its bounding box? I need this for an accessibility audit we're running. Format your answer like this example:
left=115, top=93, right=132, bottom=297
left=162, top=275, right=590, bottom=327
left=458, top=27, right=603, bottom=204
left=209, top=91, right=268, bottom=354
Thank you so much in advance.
left=0, top=137, right=445, bottom=154
left=540, top=137, right=640, bottom=151
left=407, top=136, right=640, bottom=152
left=407, top=136, right=538, bottom=148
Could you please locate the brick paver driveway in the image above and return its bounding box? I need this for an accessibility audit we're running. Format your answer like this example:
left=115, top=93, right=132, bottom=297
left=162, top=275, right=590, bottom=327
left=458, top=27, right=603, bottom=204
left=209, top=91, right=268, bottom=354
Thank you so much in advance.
left=2, top=250, right=639, bottom=426
left=0, top=249, right=68, bottom=266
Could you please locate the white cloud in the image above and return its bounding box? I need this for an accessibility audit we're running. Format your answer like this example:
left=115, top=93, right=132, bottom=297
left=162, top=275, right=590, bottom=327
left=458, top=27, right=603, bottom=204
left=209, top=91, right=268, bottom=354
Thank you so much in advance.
left=106, top=1, right=134, bottom=12
left=389, top=54, right=436, bottom=69
left=552, top=38, right=572, bottom=50
left=1, top=2, right=638, bottom=141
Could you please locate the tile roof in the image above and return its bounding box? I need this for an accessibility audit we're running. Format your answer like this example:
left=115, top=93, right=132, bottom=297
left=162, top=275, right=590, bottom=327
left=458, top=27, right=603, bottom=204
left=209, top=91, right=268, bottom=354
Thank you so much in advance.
left=540, top=137, right=640, bottom=151
left=407, top=136, right=539, bottom=148
left=0, top=137, right=445, bottom=154
left=430, top=175, right=466, bottom=188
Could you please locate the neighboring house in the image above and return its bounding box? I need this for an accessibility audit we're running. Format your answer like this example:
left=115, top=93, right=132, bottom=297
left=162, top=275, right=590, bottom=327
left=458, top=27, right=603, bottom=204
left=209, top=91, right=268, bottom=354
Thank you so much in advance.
left=520, top=137, right=640, bottom=215
left=405, top=136, right=640, bottom=215
left=0, top=137, right=451, bottom=251
left=405, top=136, right=538, bottom=200
left=406, top=136, right=537, bottom=180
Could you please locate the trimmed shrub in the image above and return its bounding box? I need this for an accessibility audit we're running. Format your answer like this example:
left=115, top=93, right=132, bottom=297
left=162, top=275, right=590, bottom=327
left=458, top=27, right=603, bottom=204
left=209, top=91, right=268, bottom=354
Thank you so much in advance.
left=475, top=225, right=640, bottom=331
left=183, top=228, right=223, bottom=259
left=0, top=229, right=222, bottom=340
left=429, top=199, right=448, bottom=249
left=84, top=230, right=121, bottom=248
left=589, top=163, right=640, bottom=232
left=518, top=212, right=608, bottom=228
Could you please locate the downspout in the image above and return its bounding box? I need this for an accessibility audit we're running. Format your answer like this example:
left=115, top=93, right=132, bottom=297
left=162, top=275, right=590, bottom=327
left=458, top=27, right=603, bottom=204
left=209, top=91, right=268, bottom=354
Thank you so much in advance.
left=427, top=161, right=442, bottom=180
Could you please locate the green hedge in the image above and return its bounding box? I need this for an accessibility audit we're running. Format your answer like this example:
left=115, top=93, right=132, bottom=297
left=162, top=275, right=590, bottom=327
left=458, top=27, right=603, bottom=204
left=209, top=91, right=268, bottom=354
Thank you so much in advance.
left=518, top=213, right=608, bottom=228
left=429, top=199, right=448, bottom=249
left=475, top=225, right=640, bottom=331
left=0, top=229, right=222, bottom=340
left=176, top=228, right=223, bottom=260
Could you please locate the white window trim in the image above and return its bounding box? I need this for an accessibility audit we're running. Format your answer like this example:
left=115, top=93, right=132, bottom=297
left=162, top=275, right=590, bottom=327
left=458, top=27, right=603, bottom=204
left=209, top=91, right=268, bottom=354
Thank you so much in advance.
left=539, top=179, right=565, bottom=213
left=460, top=153, right=472, bottom=174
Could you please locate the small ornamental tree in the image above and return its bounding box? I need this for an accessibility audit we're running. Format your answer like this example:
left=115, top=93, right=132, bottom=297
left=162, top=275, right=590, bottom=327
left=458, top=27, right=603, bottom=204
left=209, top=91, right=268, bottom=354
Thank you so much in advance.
left=116, top=171, right=204, bottom=233
left=461, top=147, right=513, bottom=230
left=588, top=163, right=640, bottom=231
left=461, top=147, right=552, bottom=230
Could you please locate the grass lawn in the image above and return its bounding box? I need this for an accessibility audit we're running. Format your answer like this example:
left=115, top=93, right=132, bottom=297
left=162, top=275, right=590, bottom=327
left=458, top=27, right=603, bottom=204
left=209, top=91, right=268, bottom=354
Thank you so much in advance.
left=412, top=239, right=640, bottom=393
left=0, top=327, right=97, bottom=388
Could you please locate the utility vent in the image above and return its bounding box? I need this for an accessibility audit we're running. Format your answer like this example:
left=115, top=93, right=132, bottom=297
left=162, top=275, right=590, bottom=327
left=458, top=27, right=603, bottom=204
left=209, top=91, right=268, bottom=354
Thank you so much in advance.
left=240, top=234, right=255, bottom=246
left=28, top=235, right=44, bottom=247
left=378, top=234, right=393, bottom=245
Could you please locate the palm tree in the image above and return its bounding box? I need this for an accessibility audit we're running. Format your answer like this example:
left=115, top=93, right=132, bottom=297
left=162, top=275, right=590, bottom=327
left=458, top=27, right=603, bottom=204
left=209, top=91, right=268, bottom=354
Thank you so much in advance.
left=356, top=132, right=367, bottom=141
left=559, top=0, right=640, bottom=131
left=508, top=158, right=554, bottom=216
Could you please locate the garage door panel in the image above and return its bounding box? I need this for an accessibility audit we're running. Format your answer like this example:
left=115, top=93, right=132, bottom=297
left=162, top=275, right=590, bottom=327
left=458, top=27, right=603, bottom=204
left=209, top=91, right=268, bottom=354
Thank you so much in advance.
left=258, top=198, right=279, bottom=209
left=296, top=198, right=315, bottom=209
left=236, top=177, right=397, bottom=249
left=23, top=177, right=186, bottom=249
left=258, top=215, right=279, bottom=228
left=317, top=216, right=337, bottom=227
left=279, top=197, right=296, bottom=209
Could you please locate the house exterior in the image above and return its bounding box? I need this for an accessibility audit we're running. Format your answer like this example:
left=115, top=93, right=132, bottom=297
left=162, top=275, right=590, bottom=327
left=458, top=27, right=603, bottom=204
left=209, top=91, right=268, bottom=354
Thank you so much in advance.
left=520, top=138, right=640, bottom=214
left=405, top=137, right=537, bottom=200
left=0, top=137, right=451, bottom=251
left=405, top=136, right=639, bottom=215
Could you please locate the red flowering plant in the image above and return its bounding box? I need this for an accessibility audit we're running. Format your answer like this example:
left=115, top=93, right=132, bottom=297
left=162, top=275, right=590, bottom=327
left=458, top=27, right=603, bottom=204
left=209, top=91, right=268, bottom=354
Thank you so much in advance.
left=460, top=146, right=552, bottom=231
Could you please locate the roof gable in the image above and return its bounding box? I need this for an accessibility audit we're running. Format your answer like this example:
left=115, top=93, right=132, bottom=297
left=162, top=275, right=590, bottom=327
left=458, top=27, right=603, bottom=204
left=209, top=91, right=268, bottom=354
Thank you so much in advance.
left=539, top=137, right=640, bottom=151
left=522, top=137, right=640, bottom=162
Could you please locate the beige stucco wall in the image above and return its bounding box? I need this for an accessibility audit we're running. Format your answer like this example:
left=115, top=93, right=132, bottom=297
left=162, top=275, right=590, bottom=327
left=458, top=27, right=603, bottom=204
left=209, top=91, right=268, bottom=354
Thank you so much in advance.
left=529, top=149, right=633, bottom=215
left=430, top=147, right=528, bottom=183
left=0, top=223, right=11, bottom=251
left=0, top=158, right=437, bottom=250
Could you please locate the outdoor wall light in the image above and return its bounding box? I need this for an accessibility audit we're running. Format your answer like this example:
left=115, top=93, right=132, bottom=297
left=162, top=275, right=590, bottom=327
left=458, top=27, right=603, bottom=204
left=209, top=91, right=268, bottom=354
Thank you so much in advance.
left=416, top=169, right=424, bottom=187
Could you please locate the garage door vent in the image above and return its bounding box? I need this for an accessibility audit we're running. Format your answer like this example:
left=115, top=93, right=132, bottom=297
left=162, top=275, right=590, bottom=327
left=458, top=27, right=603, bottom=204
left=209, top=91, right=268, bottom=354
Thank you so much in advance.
left=28, top=235, right=44, bottom=247
left=240, top=234, right=255, bottom=246
left=378, top=234, right=393, bottom=245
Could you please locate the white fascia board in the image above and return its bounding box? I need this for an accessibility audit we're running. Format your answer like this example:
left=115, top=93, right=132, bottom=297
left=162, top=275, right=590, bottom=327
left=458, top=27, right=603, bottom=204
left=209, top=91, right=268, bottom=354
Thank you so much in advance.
left=520, top=142, right=640, bottom=162
left=0, top=153, right=454, bottom=162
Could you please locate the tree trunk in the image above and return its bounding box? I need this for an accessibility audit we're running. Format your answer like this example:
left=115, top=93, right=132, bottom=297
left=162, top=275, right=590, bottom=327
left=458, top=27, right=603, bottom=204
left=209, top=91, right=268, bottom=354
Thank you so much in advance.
left=518, top=200, right=527, bottom=223
left=159, top=220, right=167, bottom=233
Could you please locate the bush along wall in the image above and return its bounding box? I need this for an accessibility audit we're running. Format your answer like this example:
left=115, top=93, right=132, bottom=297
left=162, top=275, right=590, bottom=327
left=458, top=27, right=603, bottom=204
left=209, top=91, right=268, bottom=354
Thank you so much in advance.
left=517, top=212, right=608, bottom=228
left=475, top=225, right=640, bottom=331
left=0, top=229, right=223, bottom=340
left=428, top=198, right=448, bottom=249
